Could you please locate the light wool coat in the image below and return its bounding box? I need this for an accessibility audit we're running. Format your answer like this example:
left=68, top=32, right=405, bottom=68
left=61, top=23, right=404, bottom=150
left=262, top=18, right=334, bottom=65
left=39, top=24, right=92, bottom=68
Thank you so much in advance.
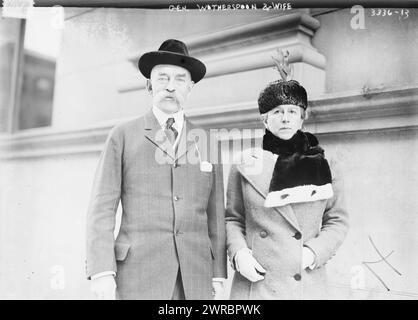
left=86, top=111, right=227, bottom=299
left=226, top=148, right=348, bottom=299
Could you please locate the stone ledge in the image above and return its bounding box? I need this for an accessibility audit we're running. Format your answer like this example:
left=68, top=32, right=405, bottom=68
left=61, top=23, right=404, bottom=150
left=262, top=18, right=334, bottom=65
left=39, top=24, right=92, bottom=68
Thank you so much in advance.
left=188, top=85, right=418, bottom=130
left=1, top=86, right=417, bottom=160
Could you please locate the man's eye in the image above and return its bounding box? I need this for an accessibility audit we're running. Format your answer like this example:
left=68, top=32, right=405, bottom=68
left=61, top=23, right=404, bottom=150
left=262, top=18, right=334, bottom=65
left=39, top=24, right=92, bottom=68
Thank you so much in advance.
left=290, top=110, right=297, bottom=114
left=158, top=77, right=168, bottom=81
left=176, top=78, right=185, bottom=82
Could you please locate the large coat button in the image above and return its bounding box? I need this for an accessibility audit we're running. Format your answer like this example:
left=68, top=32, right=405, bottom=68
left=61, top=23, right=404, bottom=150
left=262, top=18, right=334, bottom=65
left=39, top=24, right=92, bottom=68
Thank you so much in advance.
left=260, top=230, right=268, bottom=238
left=293, top=273, right=302, bottom=281
left=294, top=232, right=302, bottom=240
left=173, top=196, right=179, bottom=201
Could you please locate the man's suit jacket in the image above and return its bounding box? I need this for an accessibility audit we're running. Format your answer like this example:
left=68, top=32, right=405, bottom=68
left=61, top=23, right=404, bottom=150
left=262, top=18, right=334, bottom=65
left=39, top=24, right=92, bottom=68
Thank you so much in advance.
left=226, top=148, right=349, bottom=299
left=86, top=110, right=227, bottom=299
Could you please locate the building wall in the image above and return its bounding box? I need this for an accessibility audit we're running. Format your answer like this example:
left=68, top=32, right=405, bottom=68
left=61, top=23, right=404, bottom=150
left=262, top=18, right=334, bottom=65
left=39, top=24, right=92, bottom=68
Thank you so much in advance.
left=52, top=8, right=278, bottom=129
left=319, top=129, right=418, bottom=299
left=0, top=8, right=417, bottom=299
left=0, top=153, right=98, bottom=299
left=313, top=8, right=418, bottom=93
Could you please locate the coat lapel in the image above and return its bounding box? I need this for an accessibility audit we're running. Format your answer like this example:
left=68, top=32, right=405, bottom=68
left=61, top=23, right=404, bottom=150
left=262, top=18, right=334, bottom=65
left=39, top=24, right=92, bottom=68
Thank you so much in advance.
left=144, top=111, right=197, bottom=163
left=237, top=149, right=301, bottom=232
left=175, top=119, right=197, bottom=162
left=144, top=110, right=176, bottom=161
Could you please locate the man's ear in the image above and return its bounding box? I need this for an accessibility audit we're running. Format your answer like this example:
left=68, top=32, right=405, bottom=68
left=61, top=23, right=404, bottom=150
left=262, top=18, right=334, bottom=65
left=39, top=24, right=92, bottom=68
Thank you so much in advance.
left=146, top=79, right=152, bottom=93
left=186, top=81, right=194, bottom=97
left=261, top=114, right=269, bottom=129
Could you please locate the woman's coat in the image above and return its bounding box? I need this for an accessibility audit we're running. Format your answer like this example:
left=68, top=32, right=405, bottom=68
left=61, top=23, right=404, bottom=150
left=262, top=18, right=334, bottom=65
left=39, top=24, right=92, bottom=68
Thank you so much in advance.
left=226, top=148, right=349, bottom=299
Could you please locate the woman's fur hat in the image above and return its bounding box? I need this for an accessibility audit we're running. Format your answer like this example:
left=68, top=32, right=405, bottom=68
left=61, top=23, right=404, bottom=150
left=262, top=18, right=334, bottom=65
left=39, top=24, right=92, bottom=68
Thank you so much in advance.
left=258, top=80, right=308, bottom=114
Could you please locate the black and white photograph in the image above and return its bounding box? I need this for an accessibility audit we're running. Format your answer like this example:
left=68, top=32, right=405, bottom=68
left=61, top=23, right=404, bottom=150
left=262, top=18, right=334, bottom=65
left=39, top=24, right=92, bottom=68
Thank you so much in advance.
left=0, top=0, right=417, bottom=304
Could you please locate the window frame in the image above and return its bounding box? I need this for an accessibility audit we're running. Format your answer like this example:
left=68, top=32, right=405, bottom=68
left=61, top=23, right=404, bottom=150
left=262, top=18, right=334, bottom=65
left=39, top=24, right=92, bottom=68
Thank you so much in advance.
left=3, top=18, right=26, bottom=134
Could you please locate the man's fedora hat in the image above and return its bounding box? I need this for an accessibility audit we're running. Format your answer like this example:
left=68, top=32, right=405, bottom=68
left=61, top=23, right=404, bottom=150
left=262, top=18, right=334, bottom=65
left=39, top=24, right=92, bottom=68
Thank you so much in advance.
left=138, top=39, right=206, bottom=83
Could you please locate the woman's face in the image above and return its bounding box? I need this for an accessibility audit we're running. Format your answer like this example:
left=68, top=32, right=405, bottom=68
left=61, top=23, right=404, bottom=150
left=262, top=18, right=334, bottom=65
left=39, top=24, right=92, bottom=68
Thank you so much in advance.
left=263, top=104, right=304, bottom=140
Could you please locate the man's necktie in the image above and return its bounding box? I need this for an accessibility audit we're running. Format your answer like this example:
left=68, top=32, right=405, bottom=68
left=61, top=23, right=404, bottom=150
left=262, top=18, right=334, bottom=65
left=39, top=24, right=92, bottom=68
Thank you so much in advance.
left=165, top=117, right=178, bottom=146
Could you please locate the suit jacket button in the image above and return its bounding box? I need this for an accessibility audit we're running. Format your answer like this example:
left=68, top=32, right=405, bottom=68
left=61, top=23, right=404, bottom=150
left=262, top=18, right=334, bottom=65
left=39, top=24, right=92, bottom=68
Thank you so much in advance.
left=293, top=273, right=302, bottom=281
left=173, top=163, right=178, bottom=168
left=174, top=196, right=179, bottom=201
left=260, top=230, right=268, bottom=238
left=294, top=232, right=302, bottom=240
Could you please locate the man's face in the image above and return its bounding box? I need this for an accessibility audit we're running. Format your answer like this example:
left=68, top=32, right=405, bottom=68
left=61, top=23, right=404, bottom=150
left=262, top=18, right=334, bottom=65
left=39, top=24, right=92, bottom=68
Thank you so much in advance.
left=148, top=64, right=194, bottom=114
left=263, top=104, right=304, bottom=140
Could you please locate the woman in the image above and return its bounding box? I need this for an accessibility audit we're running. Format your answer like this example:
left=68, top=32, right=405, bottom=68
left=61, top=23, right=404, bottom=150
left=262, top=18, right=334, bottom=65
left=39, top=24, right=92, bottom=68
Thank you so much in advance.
left=225, top=79, right=349, bottom=299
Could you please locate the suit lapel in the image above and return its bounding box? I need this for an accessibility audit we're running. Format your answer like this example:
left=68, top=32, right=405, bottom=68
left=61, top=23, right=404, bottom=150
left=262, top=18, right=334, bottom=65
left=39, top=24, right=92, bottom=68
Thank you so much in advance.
left=144, top=110, right=176, bottom=161
left=237, top=149, right=301, bottom=232
left=175, top=119, right=196, bottom=162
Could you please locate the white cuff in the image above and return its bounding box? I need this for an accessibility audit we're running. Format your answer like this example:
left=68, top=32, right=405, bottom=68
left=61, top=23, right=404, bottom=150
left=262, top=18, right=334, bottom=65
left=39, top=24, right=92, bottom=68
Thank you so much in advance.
left=91, top=271, right=116, bottom=280
left=212, top=278, right=226, bottom=282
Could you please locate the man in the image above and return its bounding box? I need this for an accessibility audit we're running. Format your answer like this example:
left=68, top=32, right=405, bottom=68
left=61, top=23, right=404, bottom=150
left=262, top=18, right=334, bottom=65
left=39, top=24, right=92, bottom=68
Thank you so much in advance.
left=86, top=39, right=227, bottom=300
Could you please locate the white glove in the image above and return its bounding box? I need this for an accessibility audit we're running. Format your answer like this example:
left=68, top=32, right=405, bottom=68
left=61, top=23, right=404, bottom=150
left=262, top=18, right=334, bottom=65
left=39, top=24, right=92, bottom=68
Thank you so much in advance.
left=234, top=248, right=266, bottom=282
left=302, top=246, right=316, bottom=270
left=90, top=274, right=116, bottom=300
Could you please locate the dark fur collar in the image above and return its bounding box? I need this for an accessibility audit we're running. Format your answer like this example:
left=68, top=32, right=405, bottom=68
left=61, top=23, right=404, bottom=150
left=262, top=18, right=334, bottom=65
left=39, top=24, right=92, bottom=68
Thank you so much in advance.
left=262, top=130, right=333, bottom=206
left=262, top=129, right=323, bottom=156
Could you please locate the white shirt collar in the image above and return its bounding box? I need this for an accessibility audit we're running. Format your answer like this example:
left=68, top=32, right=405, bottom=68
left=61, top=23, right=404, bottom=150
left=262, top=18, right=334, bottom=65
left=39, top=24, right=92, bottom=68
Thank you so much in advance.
left=152, top=105, right=184, bottom=134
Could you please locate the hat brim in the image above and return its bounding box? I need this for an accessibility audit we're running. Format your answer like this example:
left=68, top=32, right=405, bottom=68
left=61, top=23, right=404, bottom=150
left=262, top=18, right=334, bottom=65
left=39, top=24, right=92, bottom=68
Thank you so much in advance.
left=138, top=51, right=206, bottom=83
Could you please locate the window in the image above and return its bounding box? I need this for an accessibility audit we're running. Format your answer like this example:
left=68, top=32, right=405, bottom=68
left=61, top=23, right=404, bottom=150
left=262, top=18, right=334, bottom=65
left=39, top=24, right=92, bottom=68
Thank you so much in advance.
left=0, top=7, right=63, bottom=132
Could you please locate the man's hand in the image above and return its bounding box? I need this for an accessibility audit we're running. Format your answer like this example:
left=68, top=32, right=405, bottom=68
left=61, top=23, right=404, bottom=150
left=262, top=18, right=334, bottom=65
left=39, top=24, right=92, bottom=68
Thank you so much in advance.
left=212, top=280, right=224, bottom=300
left=234, top=248, right=266, bottom=282
left=90, top=275, right=116, bottom=300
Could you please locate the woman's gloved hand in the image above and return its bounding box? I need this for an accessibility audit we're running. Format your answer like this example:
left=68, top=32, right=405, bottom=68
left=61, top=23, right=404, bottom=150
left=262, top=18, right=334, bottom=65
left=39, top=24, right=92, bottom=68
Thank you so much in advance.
left=234, top=248, right=266, bottom=282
